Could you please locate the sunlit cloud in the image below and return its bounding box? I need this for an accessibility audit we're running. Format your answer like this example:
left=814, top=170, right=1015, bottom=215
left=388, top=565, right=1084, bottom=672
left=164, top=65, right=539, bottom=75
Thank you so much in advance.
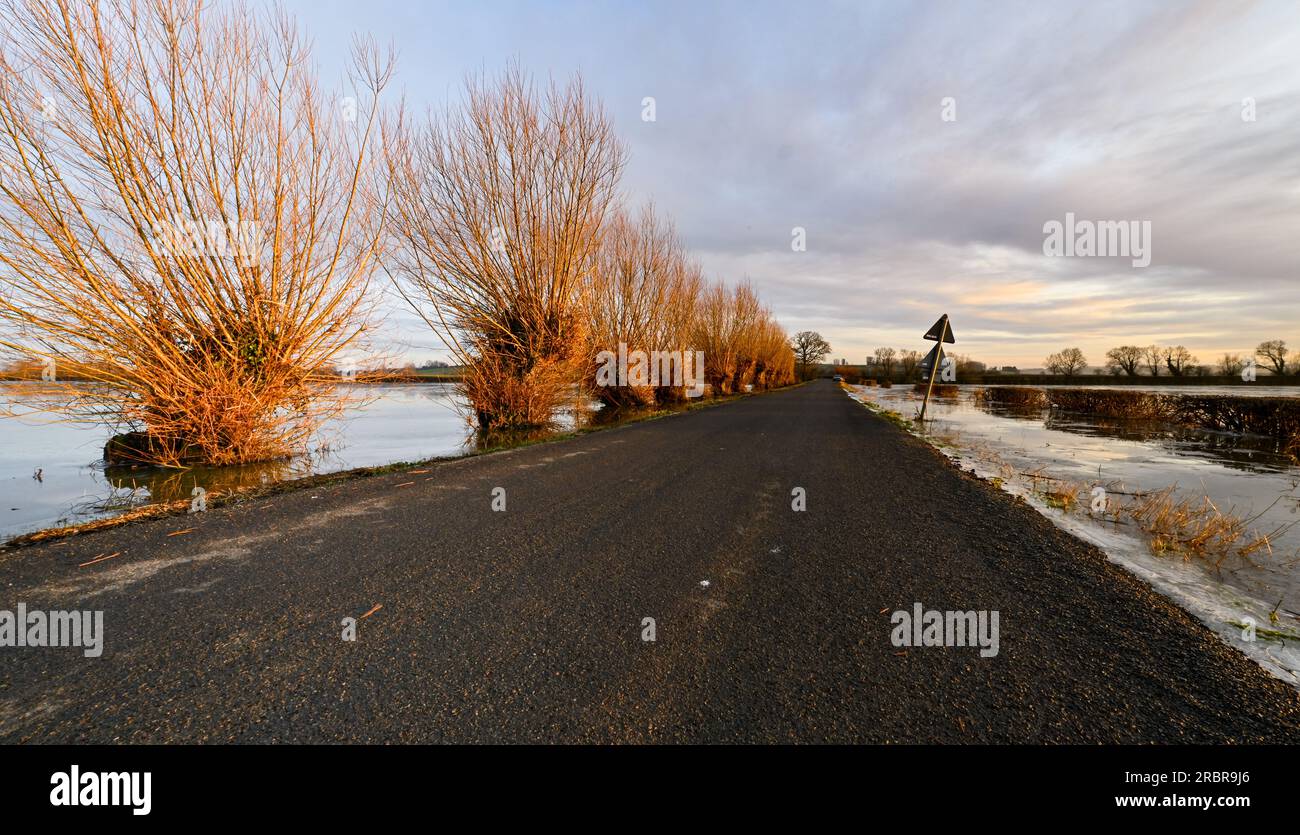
left=285, top=0, right=1300, bottom=369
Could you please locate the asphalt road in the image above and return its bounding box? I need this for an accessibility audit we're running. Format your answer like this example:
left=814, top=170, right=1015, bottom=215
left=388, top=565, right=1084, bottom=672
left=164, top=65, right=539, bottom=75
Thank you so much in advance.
left=2, top=379, right=1298, bottom=743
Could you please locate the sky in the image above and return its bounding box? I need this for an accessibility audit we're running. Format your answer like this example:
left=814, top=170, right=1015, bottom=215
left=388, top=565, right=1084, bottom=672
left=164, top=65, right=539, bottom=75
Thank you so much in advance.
left=283, top=0, right=1300, bottom=369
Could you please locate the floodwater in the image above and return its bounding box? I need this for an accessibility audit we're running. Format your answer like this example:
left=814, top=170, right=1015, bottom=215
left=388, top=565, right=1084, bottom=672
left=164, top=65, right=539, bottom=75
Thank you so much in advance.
left=847, top=383, right=1300, bottom=686
left=0, top=383, right=593, bottom=541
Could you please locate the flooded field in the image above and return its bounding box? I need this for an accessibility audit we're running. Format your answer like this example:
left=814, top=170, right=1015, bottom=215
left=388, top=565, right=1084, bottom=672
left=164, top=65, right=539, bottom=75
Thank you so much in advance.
left=847, top=382, right=1300, bottom=685
left=0, top=383, right=596, bottom=541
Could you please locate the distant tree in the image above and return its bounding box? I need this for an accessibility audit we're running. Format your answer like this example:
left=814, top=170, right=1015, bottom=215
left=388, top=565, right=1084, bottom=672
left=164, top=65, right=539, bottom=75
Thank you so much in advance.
left=897, top=349, right=921, bottom=380
left=1045, top=348, right=1087, bottom=376
left=1105, top=345, right=1144, bottom=377
left=1256, top=339, right=1288, bottom=376
left=873, top=347, right=897, bottom=377
left=1162, top=345, right=1196, bottom=376
left=791, top=331, right=831, bottom=378
left=1144, top=345, right=1162, bottom=377
left=418, top=359, right=451, bottom=370
left=1218, top=353, right=1246, bottom=376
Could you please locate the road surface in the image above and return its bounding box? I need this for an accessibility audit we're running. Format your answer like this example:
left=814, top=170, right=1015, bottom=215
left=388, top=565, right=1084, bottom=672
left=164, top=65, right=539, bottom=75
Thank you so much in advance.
left=2, top=379, right=1298, bottom=742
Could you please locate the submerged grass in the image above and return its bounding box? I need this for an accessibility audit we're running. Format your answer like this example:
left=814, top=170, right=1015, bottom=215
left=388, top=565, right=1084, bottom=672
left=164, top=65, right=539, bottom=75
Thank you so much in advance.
left=845, top=383, right=1295, bottom=571
left=1126, top=487, right=1293, bottom=566
left=978, top=386, right=1300, bottom=460
left=842, top=382, right=915, bottom=431
left=1040, top=483, right=1080, bottom=511
left=913, top=382, right=959, bottom=397
left=1227, top=621, right=1299, bottom=642
left=1019, top=469, right=1292, bottom=567
left=975, top=386, right=1049, bottom=408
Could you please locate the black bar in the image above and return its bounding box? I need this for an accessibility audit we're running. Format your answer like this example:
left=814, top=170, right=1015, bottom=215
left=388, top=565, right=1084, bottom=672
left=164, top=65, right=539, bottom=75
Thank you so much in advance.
left=0, top=745, right=1283, bottom=820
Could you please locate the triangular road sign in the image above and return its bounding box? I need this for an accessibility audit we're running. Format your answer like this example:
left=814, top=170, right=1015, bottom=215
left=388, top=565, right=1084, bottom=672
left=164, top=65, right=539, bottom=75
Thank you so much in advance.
left=918, top=343, right=946, bottom=373
left=923, top=314, right=955, bottom=343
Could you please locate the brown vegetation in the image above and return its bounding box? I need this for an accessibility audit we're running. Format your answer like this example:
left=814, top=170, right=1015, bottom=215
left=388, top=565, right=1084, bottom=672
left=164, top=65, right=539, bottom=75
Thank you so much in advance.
left=685, top=280, right=792, bottom=396
left=383, top=65, right=624, bottom=432
left=582, top=205, right=686, bottom=408
left=384, top=67, right=792, bottom=429
left=1127, top=488, right=1283, bottom=565
left=1041, top=388, right=1169, bottom=419
left=978, top=386, right=1300, bottom=458
left=0, top=6, right=798, bottom=460
left=834, top=366, right=866, bottom=384
left=0, top=0, right=392, bottom=466
left=976, top=387, right=1049, bottom=408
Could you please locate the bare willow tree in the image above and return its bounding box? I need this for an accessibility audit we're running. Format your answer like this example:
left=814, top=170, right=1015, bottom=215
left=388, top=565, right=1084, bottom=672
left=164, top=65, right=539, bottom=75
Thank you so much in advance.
left=727, top=281, right=764, bottom=391
left=0, top=0, right=392, bottom=466
left=687, top=279, right=791, bottom=395
left=751, top=318, right=793, bottom=389
left=584, top=203, right=696, bottom=408
left=1161, top=345, right=1196, bottom=377
left=692, top=282, right=739, bottom=394
left=587, top=232, right=791, bottom=403
left=1144, top=345, right=1163, bottom=377
left=1218, top=353, right=1246, bottom=376
left=384, top=66, right=625, bottom=431
left=653, top=257, right=706, bottom=402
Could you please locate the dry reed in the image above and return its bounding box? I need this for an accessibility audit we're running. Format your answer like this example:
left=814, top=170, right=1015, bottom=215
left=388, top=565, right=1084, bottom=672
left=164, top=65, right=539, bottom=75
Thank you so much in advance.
left=1126, top=488, right=1287, bottom=565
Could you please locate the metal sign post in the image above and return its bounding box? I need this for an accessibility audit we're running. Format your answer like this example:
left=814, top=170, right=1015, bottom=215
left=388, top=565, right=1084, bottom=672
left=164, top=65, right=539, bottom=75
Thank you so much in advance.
left=918, top=314, right=955, bottom=422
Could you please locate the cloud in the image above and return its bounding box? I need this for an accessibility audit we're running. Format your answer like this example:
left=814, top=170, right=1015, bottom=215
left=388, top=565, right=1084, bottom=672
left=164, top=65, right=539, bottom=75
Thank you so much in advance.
left=290, top=0, right=1300, bottom=366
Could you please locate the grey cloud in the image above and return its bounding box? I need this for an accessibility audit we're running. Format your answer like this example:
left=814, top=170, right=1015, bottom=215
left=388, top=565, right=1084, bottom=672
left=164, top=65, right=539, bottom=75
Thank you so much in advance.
left=289, top=0, right=1299, bottom=365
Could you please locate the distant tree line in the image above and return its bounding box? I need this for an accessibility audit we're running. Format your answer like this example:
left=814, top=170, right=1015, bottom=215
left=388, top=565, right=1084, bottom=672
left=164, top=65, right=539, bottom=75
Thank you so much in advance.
left=1096, top=339, right=1292, bottom=378
left=783, top=330, right=1296, bottom=385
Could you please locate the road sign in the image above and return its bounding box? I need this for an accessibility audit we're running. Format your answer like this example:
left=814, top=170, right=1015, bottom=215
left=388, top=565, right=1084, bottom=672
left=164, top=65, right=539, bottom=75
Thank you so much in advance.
left=918, top=343, right=946, bottom=375
left=923, top=314, right=956, bottom=343
left=918, top=315, right=955, bottom=421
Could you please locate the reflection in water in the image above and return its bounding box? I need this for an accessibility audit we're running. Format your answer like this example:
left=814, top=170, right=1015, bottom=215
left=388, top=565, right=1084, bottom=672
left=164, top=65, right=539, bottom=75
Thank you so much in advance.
left=975, top=403, right=1047, bottom=423
left=586, top=402, right=637, bottom=427
left=972, top=397, right=1297, bottom=474
left=1043, top=414, right=1295, bottom=474
left=103, top=457, right=298, bottom=502
left=0, top=382, right=611, bottom=539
